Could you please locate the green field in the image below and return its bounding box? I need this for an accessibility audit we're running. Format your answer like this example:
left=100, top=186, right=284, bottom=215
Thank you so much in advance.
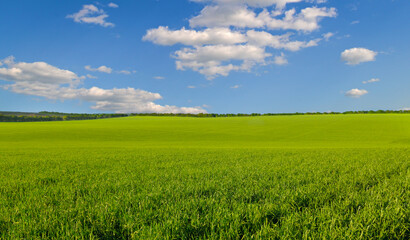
left=0, top=115, right=409, bottom=239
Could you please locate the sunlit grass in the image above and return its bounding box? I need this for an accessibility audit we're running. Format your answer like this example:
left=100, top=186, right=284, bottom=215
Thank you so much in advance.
left=0, top=115, right=409, bottom=239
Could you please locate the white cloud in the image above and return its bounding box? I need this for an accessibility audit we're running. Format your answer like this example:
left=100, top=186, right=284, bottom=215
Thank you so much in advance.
left=246, top=30, right=320, bottom=51
left=187, top=85, right=196, bottom=88
left=144, top=27, right=320, bottom=51
left=189, top=5, right=266, bottom=29
left=322, top=32, right=334, bottom=41
left=85, top=65, right=113, bottom=74
left=191, top=0, right=305, bottom=9
left=0, top=56, right=80, bottom=85
left=117, top=70, right=131, bottom=75
left=86, top=74, right=98, bottom=79
left=174, top=44, right=268, bottom=63
left=143, top=29, right=320, bottom=78
left=274, top=53, right=288, bottom=65
left=351, top=20, right=360, bottom=25
left=230, top=84, right=241, bottom=89
left=341, top=48, right=377, bottom=65
left=309, top=0, right=327, bottom=3
left=174, top=44, right=270, bottom=79
left=345, top=88, right=368, bottom=98
left=144, top=0, right=336, bottom=78
left=190, top=5, right=336, bottom=31
left=143, top=27, right=247, bottom=46
left=362, top=78, right=380, bottom=84
left=191, top=0, right=329, bottom=8
left=153, top=76, right=165, bottom=79
left=108, top=3, right=119, bottom=8
left=67, top=4, right=114, bottom=27
left=0, top=57, right=205, bottom=113
left=85, top=66, right=134, bottom=75
left=264, top=7, right=337, bottom=32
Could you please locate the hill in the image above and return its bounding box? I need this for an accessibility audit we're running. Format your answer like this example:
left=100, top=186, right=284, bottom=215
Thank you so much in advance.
left=0, top=115, right=409, bottom=239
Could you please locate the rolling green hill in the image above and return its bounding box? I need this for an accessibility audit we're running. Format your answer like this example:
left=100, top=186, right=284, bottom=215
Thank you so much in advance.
left=1, top=114, right=410, bottom=148
left=0, top=115, right=409, bottom=239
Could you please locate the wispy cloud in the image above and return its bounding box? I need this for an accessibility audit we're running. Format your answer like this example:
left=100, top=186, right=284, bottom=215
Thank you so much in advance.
left=85, top=65, right=113, bottom=74
left=67, top=4, right=115, bottom=27
left=108, top=3, right=119, bottom=8
left=85, top=66, right=134, bottom=75
left=117, top=70, right=131, bottom=75
left=86, top=74, right=98, bottom=79
left=362, top=78, right=380, bottom=84
left=322, top=32, right=334, bottom=41
left=274, top=53, right=288, bottom=65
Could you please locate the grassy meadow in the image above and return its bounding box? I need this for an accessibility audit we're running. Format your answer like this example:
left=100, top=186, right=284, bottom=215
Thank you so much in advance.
left=0, top=114, right=409, bottom=239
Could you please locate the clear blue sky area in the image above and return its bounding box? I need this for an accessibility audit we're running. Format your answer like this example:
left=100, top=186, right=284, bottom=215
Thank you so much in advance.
left=0, top=0, right=409, bottom=113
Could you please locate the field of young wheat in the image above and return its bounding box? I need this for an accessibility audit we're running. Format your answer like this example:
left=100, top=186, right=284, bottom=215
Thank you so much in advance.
left=0, top=115, right=409, bottom=239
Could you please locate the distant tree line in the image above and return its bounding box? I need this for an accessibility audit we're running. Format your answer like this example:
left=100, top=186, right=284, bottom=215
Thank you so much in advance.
left=0, top=112, right=128, bottom=122
left=1, top=110, right=410, bottom=122
left=130, top=110, right=410, bottom=118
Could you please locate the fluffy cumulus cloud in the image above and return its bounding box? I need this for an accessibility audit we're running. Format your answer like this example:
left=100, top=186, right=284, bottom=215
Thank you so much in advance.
left=246, top=31, right=320, bottom=51
left=0, top=56, right=80, bottom=85
left=174, top=44, right=270, bottom=78
left=0, top=57, right=206, bottom=113
left=345, top=88, right=368, bottom=98
left=143, top=0, right=336, bottom=79
left=189, top=5, right=336, bottom=31
left=341, top=48, right=377, bottom=65
left=67, top=4, right=115, bottom=27
left=190, top=0, right=303, bottom=9
left=143, top=27, right=247, bottom=46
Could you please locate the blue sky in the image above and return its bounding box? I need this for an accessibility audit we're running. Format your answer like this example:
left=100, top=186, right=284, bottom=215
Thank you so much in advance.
left=0, top=0, right=409, bottom=114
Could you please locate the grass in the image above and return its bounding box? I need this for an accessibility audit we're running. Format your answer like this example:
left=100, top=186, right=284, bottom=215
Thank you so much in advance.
left=0, top=114, right=409, bottom=239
